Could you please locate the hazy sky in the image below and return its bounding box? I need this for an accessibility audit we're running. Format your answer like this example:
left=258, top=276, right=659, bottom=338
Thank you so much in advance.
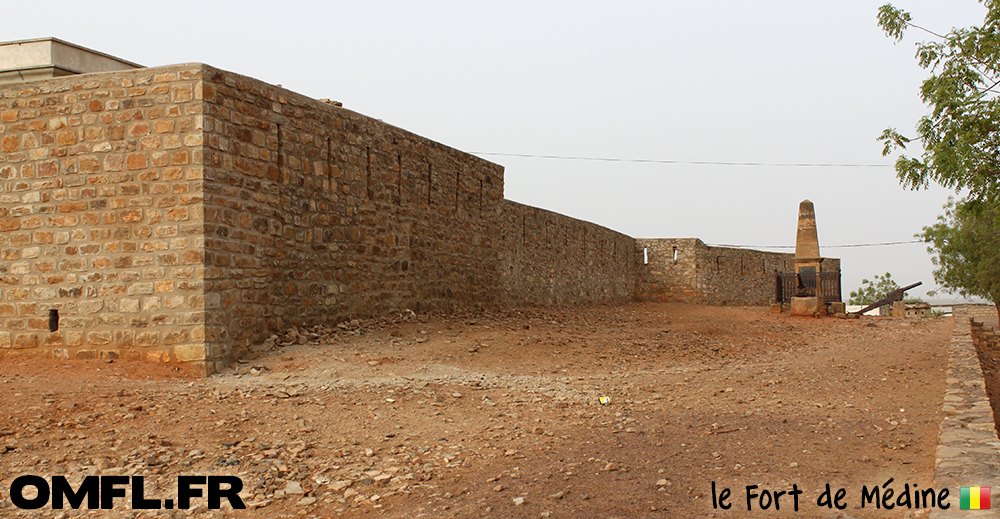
left=7, top=1, right=989, bottom=301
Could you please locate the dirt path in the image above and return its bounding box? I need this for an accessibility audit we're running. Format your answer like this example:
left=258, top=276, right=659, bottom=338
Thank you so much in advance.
left=0, top=303, right=951, bottom=518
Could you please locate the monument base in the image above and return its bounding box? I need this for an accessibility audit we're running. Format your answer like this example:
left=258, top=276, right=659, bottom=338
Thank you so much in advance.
left=790, top=296, right=822, bottom=316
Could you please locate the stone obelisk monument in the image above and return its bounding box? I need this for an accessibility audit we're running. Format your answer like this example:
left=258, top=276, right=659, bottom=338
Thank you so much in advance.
left=794, top=200, right=821, bottom=276
left=790, top=200, right=823, bottom=316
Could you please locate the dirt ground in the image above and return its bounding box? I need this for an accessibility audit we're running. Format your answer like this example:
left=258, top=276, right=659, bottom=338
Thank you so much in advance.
left=0, top=303, right=952, bottom=519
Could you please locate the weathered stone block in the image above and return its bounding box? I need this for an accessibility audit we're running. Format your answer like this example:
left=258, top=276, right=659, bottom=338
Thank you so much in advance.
left=162, top=330, right=188, bottom=345
left=76, top=299, right=104, bottom=314
left=173, top=344, right=206, bottom=362
left=65, top=331, right=84, bottom=347
left=789, top=297, right=821, bottom=317
left=43, top=331, right=64, bottom=346
left=127, top=282, right=154, bottom=295
left=88, top=331, right=113, bottom=346
left=13, top=333, right=38, bottom=349
left=147, top=350, right=170, bottom=363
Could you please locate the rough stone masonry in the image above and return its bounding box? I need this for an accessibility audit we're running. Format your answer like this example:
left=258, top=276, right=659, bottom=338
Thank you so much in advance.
left=0, top=58, right=838, bottom=375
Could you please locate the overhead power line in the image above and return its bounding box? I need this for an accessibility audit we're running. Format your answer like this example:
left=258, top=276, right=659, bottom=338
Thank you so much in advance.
left=471, top=152, right=894, bottom=168
left=709, top=240, right=924, bottom=249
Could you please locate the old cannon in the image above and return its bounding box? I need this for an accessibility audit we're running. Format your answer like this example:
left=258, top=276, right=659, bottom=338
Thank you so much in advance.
left=852, top=281, right=922, bottom=316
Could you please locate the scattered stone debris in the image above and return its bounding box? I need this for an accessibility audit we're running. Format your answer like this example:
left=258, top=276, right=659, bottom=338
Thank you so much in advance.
left=0, top=304, right=953, bottom=518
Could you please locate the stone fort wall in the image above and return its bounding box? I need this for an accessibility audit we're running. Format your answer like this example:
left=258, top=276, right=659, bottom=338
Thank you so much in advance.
left=498, top=200, right=636, bottom=306
left=199, top=66, right=504, bottom=365
left=635, top=238, right=840, bottom=306
left=962, top=304, right=998, bottom=321
left=0, top=64, right=207, bottom=364
left=0, top=63, right=510, bottom=373
left=0, top=62, right=833, bottom=374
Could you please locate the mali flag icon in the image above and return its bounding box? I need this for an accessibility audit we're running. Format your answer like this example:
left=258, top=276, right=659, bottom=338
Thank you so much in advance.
left=961, top=487, right=991, bottom=509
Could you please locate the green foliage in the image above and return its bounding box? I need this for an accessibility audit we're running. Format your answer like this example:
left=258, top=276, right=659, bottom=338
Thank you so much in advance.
left=877, top=4, right=912, bottom=42
left=877, top=2, right=1000, bottom=200
left=849, top=272, right=902, bottom=305
left=919, top=198, right=1000, bottom=315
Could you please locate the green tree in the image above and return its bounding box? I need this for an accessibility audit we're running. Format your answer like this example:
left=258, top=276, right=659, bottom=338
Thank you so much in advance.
left=850, top=272, right=903, bottom=305
left=919, top=197, right=1000, bottom=319
left=877, top=3, right=1000, bottom=200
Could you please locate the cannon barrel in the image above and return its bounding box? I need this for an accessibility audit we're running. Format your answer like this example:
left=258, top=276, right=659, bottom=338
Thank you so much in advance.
left=853, top=281, right=923, bottom=315
left=882, top=281, right=923, bottom=300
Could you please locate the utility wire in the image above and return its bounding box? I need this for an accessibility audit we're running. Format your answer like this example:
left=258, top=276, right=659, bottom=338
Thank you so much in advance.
left=471, top=151, right=894, bottom=168
left=474, top=152, right=914, bottom=247
left=709, top=240, right=924, bottom=249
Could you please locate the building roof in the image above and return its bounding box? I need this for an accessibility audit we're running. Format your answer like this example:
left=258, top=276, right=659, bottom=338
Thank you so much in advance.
left=0, top=37, right=142, bottom=84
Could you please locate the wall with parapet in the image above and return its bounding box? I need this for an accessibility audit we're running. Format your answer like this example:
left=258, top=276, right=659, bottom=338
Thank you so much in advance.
left=498, top=200, right=636, bottom=306
left=199, top=65, right=504, bottom=364
left=634, top=238, right=709, bottom=304
left=0, top=62, right=841, bottom=375
left=0, top=63, right=509, bottom=374
left=635, top=238, right=840, bottom=306
left=963, top=304, right=998, bottom=321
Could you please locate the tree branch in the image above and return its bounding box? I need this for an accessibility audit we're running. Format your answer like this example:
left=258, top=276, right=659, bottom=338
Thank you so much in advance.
left=907, top=22, right=947, bottom=40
